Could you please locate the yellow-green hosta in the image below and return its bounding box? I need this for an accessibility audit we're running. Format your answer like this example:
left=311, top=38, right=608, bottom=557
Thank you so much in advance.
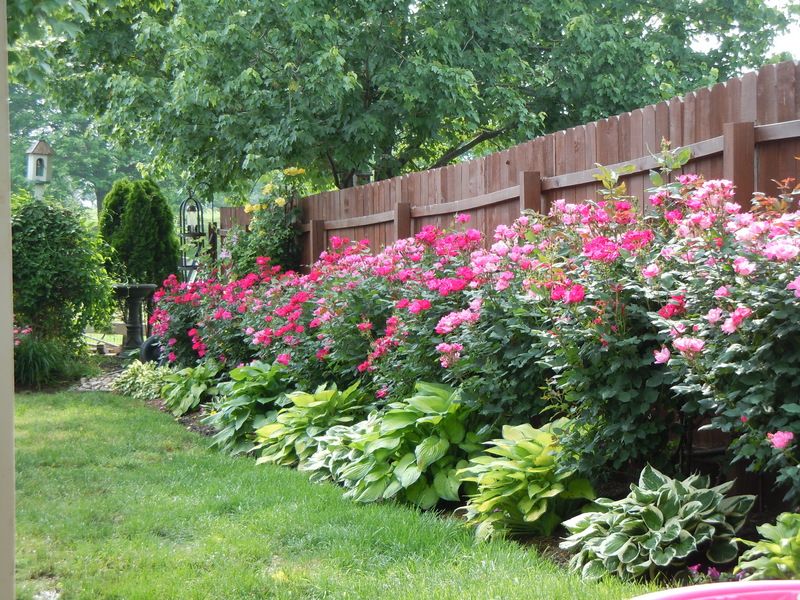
left=457, top=419, right=594, bottom=541
left=254, top=381, right=367, bottom=468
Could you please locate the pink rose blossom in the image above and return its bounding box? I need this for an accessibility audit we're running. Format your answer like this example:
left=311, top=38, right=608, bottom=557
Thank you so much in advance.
left=454, top=213, right=471, bottom=224
left=673, top=336, right=705, bottom=357
left=276, top=353, right=291, bottom=366
left=767, top=431, right=794, bottom=449
left=788, top=276, right=800, bottom=298
left=653, top=347, right=671, bottom=364
left=733, top=256, right=756, bottom=276
left=705, top=308, right=724, bottom=324
left=642, top=264, right=660, bottom=278
left=714, top=286, right=731, bottom=298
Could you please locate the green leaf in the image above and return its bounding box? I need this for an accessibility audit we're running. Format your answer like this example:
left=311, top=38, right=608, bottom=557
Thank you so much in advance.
left=433, top=469, right=461, bottom=501
left=707, top=539, right=739, bottom=564
left=415, top=436, right=450, bottom=470
left=639, top=465, right=669, bottom=491
left=642, top=505, right=664, bottom=530
left=561, top=478, right=595, bottom=500
left=380, top=411, right=417, bottom=433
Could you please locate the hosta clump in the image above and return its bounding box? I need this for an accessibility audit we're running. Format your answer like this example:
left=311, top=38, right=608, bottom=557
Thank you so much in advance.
left=458, top=420, right=595, bottom=540
left=736, top=512, right=800, bottom=580
left=330, top=382, right=489, bottom=509
left=254, top=382, right=367, bottom=468
left=203, top=361, right=291, bottom=455
left=560, top=465, right=754, bottom=581
left=161, top=362, right=221, bottom=416
left=299, top=414, right=382, bottom=485
left=112, top=360, right=172, bottom=401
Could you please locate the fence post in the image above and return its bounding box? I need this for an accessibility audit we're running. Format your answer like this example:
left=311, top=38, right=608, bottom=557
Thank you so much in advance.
left=394, top=201, right=411, bottom=241
left=519, top=171, right=542, bottom=214
left=309, top=219, right=326, bottom=262
left=723, top=121, right=755, bottom=209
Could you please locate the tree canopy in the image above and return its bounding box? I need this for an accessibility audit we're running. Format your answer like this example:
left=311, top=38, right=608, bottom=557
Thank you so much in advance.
left=17, top=0, right=792, bottom=191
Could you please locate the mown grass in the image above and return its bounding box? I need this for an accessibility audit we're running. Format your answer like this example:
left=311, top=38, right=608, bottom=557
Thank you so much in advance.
left=15, top=392, right=657, bottom=599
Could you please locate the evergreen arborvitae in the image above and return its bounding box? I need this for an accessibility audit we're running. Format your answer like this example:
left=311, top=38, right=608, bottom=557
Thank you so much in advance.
left=100, top=178, right=180, bottom=285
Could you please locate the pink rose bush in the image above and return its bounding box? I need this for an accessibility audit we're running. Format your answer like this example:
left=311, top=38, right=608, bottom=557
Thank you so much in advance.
left=151, top=156, right=800, bottom=501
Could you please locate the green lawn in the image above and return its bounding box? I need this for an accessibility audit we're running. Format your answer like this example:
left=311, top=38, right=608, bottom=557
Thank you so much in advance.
left=15, top=392, right=657, bottom=599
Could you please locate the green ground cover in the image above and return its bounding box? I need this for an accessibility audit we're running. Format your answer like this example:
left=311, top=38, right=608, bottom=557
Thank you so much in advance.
left=14, top=392, right=656, bottom=599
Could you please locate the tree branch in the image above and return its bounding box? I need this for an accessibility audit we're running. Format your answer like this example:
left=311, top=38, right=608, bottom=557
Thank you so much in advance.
left=429, top=124, right=514, bottom=169
left=326, top=152, right=341, bottom=189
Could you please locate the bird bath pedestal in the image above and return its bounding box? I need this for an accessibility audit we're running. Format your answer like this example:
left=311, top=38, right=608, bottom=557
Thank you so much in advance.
left=113, top=283, right=157, bottom=351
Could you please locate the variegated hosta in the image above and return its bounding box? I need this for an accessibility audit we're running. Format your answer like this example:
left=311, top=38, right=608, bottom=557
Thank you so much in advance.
left=306, top=382, right=490, bottom=509
left=560, top=465, right=754, bottom=580
left=457, top=420, right=595, bottom=540
left=254, top=381, right=366, bottom=467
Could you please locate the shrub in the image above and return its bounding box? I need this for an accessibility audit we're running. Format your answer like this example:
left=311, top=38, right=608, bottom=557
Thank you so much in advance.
left=226, top=168, right=307, bottom=275
left=254, top=382, right=367, bottom=467
left=160, top=362, right=221, bottom=416
left=736, top=512, right=800, bottom=580
left=458, top=420, right=595, bottom=540
left=203, top=361, right=291, bottom=455
left=100, top=178, right=179, bottom=285
left=112, top=360, right=172, bottom=401
left=560, top=465, right=754, bottom=581
left=645, top=174, right=800, bottom=502
left=14, top=334, right=71, bottom=389
left=12, top=193, right=114, bottom=349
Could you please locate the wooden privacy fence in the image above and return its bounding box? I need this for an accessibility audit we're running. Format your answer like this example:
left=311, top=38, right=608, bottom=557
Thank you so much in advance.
left=220, top=60, right=800, bottom=266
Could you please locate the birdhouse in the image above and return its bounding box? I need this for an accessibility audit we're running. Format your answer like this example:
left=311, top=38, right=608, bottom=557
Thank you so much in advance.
left=26, top=140, right=54, bottom=183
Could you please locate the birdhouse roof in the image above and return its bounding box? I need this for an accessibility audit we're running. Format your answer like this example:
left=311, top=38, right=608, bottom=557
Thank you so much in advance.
left=26, top=140, right=54, bottom=156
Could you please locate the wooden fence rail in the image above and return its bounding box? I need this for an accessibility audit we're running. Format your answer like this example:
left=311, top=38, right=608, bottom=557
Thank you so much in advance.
left=220, top=60, right=800, bottom=267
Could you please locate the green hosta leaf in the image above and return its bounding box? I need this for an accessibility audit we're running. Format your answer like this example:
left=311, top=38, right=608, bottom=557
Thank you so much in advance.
left=440, top=417, right=465, bottom=444
left=581, top=560, right=606, bottom=581
left=355, top=479, right=389, bottom=503
left=652, top=546, right=677, bottom=567
left=562, top=478, right=595, bottom=500
left=707, top=539, right=739, bottom=564
left=415, top=436, right=450, bottom=470
left=380, top=410, right=417, bottom=433
left=781, top=403, right=800, bottom=415
left=642, top=505, right=664, bottom=531
left=433, top=468, right=461, bottom=501
left=395, top=452, right=422, bottom=488
left=599, top=533, right=628, bottom=555
left=406, top=394, right=451, bottom=415
left=639, top=465, right=669, bottom=491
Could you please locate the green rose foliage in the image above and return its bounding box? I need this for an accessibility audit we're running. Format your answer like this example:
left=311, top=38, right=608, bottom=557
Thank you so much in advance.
left=458, top=420, right=595, bottom=541
left=736, top=512, right=800, bottom=580
left=100, top=178, right=179, bottom=285
left=560, top=465, right=754, bottom=581
left=12, top=192, right=114, bottom=348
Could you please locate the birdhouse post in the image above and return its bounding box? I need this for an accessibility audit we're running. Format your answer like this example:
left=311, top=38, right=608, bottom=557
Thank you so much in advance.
left=25, top=140, right=54, bottom=200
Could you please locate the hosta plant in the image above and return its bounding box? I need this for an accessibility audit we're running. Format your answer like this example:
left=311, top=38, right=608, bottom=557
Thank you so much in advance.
left=112, top=359, right=172, bottom=402
left=161, top=362, right=221, bottom=417
left=254, top=382, right=367, bottom=468
left=458, top=420, right=595, bottom=540
left=299, top=414, right=383, bottom=485
left=560, top=465, right=754, bottom=581
left=203, top=361, right=291, bottom=455
left=328, top=382, right=490, bottom=509
left=736, top=512, right=800, bottom=580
